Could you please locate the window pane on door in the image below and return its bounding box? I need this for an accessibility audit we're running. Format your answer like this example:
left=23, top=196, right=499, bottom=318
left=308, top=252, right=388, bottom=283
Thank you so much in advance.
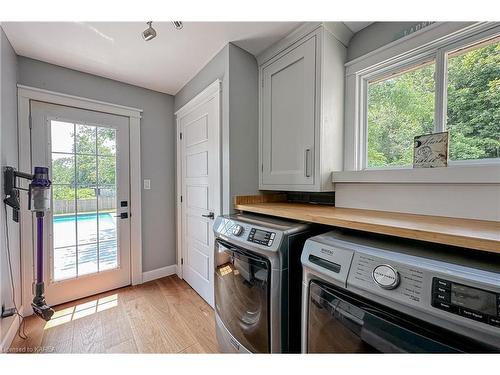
left=51, top=120, right=120, bottom=281
left=98, top=157, right=116, bottom=185
left=367, top=59, right=436, bottom=168
left=447, top=36, right=500, bottom=161
left=99, top=239, right=118, bottom=271
left=51, top=121, right=74, bottom=153
left=98, top=187, right=117, bottom=241
left=76, top=186, right=97, bottom=213
left=51, top=154, right=74, bottom=184
left=76, top=155, right=97, bottom=185
left=76, top=190, right=98, bottom=246
left=76, top=124, right=96, bottom=154
left=97, top=128, right=116, bottom=155
left=53, top=246, right=77, bottom=281
left=78, top=243, right=98, bottom=276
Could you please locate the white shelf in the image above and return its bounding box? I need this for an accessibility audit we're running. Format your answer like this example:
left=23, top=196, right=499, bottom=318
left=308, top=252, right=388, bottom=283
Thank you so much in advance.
left=332, top=164, right=500, bottom=184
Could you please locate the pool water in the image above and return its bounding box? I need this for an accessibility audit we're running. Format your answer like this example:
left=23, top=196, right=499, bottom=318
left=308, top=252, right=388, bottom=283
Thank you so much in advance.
left=52, top=213, right=118, bottom=280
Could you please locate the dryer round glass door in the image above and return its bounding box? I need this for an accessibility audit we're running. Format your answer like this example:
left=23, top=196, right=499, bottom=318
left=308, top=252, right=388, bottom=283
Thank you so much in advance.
left=214, top=240, right=271, bottom=353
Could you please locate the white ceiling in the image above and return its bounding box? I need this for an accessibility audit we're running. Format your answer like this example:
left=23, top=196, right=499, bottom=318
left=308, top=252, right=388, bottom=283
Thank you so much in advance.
left=2, top=22, right=373, bottom=95
left=2, top=22, right=303, bottom=94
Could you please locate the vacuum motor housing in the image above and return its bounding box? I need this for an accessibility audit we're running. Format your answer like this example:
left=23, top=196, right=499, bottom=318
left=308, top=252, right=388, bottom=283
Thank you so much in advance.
left=30, top=166, right=51, bottom=212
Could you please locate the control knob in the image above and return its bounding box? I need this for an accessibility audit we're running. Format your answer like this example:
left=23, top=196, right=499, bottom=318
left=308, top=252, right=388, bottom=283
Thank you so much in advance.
left=372, top=264, right=400, bottom=290
left=232, top=225, right=244, bottom=237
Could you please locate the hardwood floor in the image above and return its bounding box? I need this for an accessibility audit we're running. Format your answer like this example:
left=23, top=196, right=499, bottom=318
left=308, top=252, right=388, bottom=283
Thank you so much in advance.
left=9, top=275, right=219, bottom=353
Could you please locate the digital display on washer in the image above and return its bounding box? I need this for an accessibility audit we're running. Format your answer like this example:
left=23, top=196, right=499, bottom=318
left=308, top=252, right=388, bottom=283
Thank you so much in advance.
left=252, top=229, right=270, bottom=242
left=451, top=283, right=497, bottom=316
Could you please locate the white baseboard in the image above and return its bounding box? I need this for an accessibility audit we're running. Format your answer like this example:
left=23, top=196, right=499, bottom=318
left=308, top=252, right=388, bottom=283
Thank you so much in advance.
left=1, top=305, right=23, bottom=353
left=142, top=264, right=177, bottom=283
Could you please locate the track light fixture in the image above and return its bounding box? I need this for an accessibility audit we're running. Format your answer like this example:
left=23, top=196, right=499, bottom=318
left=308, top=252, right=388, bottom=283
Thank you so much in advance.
left=142, top=21, right=183, bottom=41
left=142, top=21, right=157, bottom=41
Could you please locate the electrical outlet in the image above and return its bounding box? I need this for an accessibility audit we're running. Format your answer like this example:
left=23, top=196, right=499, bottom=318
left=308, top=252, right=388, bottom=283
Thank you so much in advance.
left=1, top=305, right=16, bottom=319
left=143, top=179, right=151, bottom=190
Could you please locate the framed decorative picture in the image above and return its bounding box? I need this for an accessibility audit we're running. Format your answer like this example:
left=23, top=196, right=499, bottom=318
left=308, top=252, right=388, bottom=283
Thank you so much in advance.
left=413, top=131, right=449, bottom=168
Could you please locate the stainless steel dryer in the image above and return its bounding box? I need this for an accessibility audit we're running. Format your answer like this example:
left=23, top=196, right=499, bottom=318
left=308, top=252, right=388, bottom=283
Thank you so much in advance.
left=213, top=213, right=317, bottom=353
left=301, top=229, right=500, bottom=353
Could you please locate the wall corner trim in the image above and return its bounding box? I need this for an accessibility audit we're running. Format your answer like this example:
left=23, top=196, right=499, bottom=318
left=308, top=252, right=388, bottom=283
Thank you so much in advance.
left=142, top=265, right=178, bottom=283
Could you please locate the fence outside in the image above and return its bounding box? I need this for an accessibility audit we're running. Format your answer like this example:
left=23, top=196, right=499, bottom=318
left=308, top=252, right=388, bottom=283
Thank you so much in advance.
left=53, top=197, right=115, bottom=215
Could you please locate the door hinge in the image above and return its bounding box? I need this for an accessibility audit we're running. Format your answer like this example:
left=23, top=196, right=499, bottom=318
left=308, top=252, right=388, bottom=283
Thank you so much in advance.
left=261, top=163, right=263, bottom=172
left=261, top=77, right=264, bottom=87
left=179, top=132, right=183, bottom=140
left=180, top=195, right=183, bottom=203
left=28, top=114, right=33, bottom=129
left=181, top=258, right=184, bottom=265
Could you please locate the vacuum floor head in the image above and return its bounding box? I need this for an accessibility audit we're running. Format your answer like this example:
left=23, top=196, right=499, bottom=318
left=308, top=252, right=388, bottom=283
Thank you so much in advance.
left=31, top=301, right=54, bottom=321
left=32, top=292, right=54, bottom=322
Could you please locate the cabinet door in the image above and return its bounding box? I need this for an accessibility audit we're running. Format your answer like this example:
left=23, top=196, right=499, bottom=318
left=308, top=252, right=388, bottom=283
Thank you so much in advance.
left=261, top=36, right=316, bottom=187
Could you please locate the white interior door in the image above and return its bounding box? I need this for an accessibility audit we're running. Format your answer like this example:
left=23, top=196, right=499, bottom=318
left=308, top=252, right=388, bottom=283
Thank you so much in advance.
left=177, top=82, right=221, bottom=307
left=30, top=101, right=131, bottom=306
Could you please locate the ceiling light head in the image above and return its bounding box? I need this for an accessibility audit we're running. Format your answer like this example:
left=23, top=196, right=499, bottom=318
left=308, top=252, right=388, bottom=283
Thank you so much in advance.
left=142, top=21, right=157, bottom=41
left=173, top=21, right=183, bottom=30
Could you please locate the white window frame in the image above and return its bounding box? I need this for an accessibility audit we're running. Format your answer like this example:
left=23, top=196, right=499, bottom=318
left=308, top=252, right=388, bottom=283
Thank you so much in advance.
left=336, top=22, right=500, bottom=184
left=359, top=52, right=437, bottom=170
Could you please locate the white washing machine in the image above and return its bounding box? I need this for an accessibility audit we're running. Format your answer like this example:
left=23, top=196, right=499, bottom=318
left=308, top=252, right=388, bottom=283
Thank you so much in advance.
left=301, top=229, right=500, bottom=353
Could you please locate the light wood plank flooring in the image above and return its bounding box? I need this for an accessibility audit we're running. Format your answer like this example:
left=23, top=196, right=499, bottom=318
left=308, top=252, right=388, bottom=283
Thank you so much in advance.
left=9, top=275, right=218, bottom=353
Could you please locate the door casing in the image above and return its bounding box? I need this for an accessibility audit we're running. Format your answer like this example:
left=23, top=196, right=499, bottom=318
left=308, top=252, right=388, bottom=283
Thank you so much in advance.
left=175, top=79, right=221, bottom=307
left=17, top=85, right=143, bottom=314
left=30, top=101, right=131, bottom=306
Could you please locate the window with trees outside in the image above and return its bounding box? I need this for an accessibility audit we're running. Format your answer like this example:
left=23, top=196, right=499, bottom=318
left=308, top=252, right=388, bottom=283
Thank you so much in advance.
left=51, top=121, right=118, bottom=281
left=366, top=32, right=499, bottom=169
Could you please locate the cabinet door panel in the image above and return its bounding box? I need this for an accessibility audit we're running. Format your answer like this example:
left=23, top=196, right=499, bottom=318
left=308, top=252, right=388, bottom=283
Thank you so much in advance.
left=261, top=36, right=316, bottom=186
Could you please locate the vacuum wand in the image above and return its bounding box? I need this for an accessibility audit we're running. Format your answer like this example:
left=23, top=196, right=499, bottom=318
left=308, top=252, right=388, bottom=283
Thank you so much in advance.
left=37, top=215, right=44, bottom=284
left=30, top=167, right=54, bottom=321
left=3, top=166, right=54, bottom=321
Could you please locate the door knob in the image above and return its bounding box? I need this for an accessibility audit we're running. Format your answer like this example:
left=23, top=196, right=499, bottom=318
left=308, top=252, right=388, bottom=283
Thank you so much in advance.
left=202, top=212, right=215, bottom=220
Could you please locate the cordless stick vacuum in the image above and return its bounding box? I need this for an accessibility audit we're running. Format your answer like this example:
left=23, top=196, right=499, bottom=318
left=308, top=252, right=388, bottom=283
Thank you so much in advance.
left=3, top=166, right=54, bottom=321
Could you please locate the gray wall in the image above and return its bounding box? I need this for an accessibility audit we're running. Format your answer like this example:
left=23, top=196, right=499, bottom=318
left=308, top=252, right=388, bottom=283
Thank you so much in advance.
left=174, top=45, right=228, bottom=112
left=174, top=43, right=259, bottom=215
left=0, top=26, right=20, bottom=348
left=227, top=44, right=259, bottom=209
left=17, top=57, right=176, bottom=271
left=347, top=22, right=423, bottom=61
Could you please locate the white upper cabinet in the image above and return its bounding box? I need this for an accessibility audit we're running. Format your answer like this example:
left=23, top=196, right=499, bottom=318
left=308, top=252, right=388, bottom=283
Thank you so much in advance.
left=258, top=23, right=347, bottom=192
left=261, top=36, right=316, bottom=187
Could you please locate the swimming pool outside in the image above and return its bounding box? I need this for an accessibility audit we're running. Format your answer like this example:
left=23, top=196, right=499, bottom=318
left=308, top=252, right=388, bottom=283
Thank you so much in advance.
left=52, top=212, right=118, bottom=280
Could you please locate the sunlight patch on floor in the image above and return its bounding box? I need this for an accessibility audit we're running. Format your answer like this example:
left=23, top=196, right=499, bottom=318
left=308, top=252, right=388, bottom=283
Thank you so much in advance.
left=44, top=293, right=119, bottom=330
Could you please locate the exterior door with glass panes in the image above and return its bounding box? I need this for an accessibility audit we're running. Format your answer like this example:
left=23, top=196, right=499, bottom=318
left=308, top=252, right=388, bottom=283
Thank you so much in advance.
left=30, top=101, right=131, bottom=306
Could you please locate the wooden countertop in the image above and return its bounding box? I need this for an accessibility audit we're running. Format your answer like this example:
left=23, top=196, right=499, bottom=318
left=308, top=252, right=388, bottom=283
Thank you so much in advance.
left=234, top=199, right=500, bottom=254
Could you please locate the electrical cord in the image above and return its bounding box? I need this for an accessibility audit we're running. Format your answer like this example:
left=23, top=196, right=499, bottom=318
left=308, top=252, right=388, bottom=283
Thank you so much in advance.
left=3, top=204, right=28, bottom=340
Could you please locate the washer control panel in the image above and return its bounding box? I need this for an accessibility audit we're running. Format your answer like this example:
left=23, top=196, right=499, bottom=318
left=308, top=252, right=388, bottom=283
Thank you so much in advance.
left=213, top=216, right=282, bottom=251
left=247, top=228, right=275, bottom=247
left=232, top=224, right=244, bottom=237
left=373, top=264, right=401, bottom=290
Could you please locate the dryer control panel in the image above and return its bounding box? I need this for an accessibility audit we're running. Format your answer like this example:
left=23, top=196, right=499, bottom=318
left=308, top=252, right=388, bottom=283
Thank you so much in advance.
left=349, top=252, right=424, bottom=306
left=432, top=278, right=500, bottom=328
